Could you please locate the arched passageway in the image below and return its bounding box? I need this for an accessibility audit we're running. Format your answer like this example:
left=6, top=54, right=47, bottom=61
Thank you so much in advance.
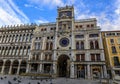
left=4, top=60, right=11, bottom=74
left=57, top=55, right=70, bottom=77
left=0, top=60, right=3, bottom=73
left=19, top=60, right=27, bottom=74
left=31, top=63, right=38, bottom=72
left=12, top=60, right=19, bottom=74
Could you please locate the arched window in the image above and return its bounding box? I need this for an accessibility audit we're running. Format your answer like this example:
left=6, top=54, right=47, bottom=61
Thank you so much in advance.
left=49, top=54, right=52, bottom=60
left=16, top=47, right=19, bottom=56
left=35, top=43, right=37, bottom=50
left=15, top=35, right=18, bottom=42
left=5, top=47, right=8, bottom=55
left=6, top=35, right=8, bottom=43
left=36, top=54, right=39, bottom=60
left=2, top=47, right=5, bottom=55
left=19, top=34, right=22, bottom=42
left=95, top=40, right=99, bottom=49
left=45, top=54, right=47, bottom=60
left=26, top=34, right=29, bottom=42
left=23, top=46, right=27, bottom=55
left=23, top=34, right=25, bottom=42
left=9, top=47, right=12, bottom=55
left=46, top=42, right=49, bottom=50
left=50, top=42, right=53, bottom=50
left=81, top=41, right=84, bottom=49
left=13, top=35, right=15, bottom=42
left=0, top=47, right=1, bottom=54
left=30, top=34, right=33, bottom=42
left=90, top=41, right=94, bottom=49
left=27, top=46, right=30, bottom=55
left=76, top=42, right=79, bottom=50
left=38, top=43, right=40, bottom=50
left=19, top=46, right=23, bottom=55
left=12, top=47, right=15, bottom=55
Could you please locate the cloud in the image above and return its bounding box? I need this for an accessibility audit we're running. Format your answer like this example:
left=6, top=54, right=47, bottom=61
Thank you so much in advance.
left=24, top=4, right=44, bottom=10
left=0, top=0, right=29, bottom=27
left=74, top=0, right=120, bottom=31
left=28, top=0, right=65, bottom=8
left=35, top=18, right=49, bottom=24
left=28, top=0, right=76, bottom=8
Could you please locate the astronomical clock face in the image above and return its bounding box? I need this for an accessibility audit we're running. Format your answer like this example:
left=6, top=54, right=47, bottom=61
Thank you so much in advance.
left=59, top=37, right=69, bottom=47
left=59, top=11, right=72, bottom=18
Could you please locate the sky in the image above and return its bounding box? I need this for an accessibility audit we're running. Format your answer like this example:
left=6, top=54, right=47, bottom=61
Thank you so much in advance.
left=0, top=0, right=120, bottom=31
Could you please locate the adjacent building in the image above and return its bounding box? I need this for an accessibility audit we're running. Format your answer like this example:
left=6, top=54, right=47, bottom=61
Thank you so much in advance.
left=0, top=6, right=107, bottom=79
left=0, top=24, right=35, bottom=74
left=102, top=31, right=120, bottom=78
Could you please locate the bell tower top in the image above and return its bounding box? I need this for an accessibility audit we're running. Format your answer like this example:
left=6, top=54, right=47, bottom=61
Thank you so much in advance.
left=57, top=5, right=74, bottom=19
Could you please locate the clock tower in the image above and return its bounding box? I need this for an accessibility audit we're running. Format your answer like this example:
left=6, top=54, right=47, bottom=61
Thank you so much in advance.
left=54, top=6, right=75, bottom=78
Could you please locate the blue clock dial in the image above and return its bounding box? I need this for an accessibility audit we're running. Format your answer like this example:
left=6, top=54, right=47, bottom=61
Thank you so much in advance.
left=59, top=38, right=69, bottom=47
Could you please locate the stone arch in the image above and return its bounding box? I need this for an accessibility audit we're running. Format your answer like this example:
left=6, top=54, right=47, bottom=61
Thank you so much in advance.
left=0, top=60, right=3, bottom=73
left=81, top=41, right=84, bottom=49
left=12, top=60, right=19, bottom=74
left=19, top=60, right=27, bottom=74
left=90, top=41, right=94, bottom=49
left=4, top=60, right=11, bottom=74
left=1, top=47, right=4, bottom=55
left=50, top=42, right=53, bottom=50
left=57, top=54, right=70, bottom=77
left=95, top=40, right=99, bottom=49
left=76, top=41, right=79, bottom=49
left=0, top=47, right=1, bottom=54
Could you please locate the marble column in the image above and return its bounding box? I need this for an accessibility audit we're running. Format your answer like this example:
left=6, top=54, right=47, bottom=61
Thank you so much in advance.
left=103, top=65, right=107, bottom=78
left=101, top=66, right=104, bottom=78
left=87, top=64, right=91, bottom=79
left=39, top=64, right=42, bottom=73
left=1, top=60, right=5, bottom=74
left=53, top=63, right=57, bottom=74
left=9, top=61, right=13, bottom=74
left=70, top=62, right=74, bottom=78
left=17, top=61, right=21, bottom=75
left=0, top=35, right=3, bottom=43
left=26, top=64, right=30, bottom=73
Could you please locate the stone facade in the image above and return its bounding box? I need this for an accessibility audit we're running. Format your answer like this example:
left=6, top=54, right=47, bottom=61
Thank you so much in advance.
left=0, top=6, right=107, bottom=79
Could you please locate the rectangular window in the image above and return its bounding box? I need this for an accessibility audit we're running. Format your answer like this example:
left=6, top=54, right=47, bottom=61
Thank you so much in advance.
left=107, top=33, right=115, bottom=36
left=75, top=35, right=84, bottom=38
left=110, top=39, right=114, bottom=44
left=91, top=54, right=95, bottom=61
left=96, top=54, right=101, bottom=61
left=76, top=54, right=80, bottom=61
left=117, top=33, right=120, bottom=36
left=45, top=54, right=47, bottom=60
left=113, top=57, right=119, bottom=66
left=49, top=54, right=52, bottom=60
left=112, top=46, right=117, bottom=53
left=89, top=34, right=99, bottom=37
left=115, top=70, right=120, bottom=76
left=81, top=54, right=85, bottom=61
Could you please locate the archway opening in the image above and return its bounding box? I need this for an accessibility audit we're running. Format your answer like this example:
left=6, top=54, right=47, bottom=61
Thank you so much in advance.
left=57, top=55, right=70, bottom=77
left=12, top=60, right=19, bottom=74
left=20, top=60, right=27, bottom=74
left=0, top=60, right=3, bottom=73
left=31, top=63, right=38, bottom=72
left=4, top=60, right=11, bottom=74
